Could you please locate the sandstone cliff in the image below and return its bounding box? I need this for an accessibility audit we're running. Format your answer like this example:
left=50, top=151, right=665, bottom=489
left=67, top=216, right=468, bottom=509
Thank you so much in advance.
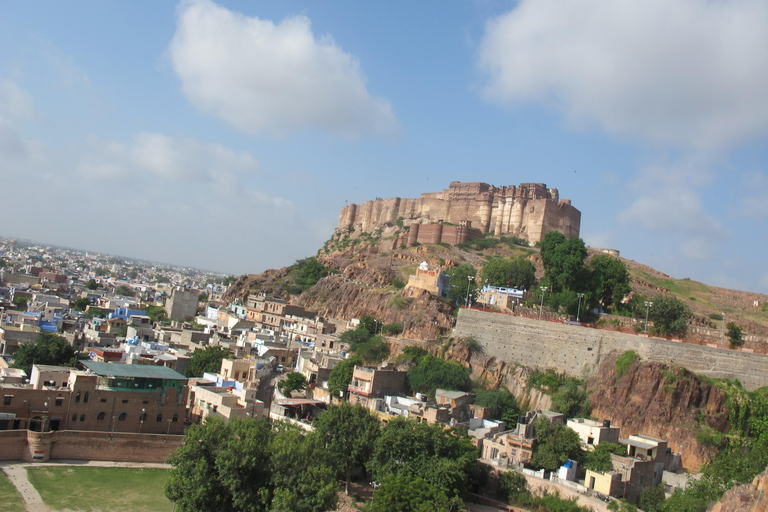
left=588, top=351, right=730, bottom=471
left=711, top=469, right=768, bottom=512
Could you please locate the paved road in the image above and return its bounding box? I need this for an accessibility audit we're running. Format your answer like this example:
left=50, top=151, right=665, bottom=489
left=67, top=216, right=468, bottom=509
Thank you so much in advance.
left=0, top=460, right=171, bottom=512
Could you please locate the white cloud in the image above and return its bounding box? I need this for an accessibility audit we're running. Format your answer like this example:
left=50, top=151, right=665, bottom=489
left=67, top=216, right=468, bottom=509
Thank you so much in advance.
left=478, top=0, right=768, bottom=149
left=79, top=132, right=259, bottom=189
left=168, top=0, right=397, bottom=137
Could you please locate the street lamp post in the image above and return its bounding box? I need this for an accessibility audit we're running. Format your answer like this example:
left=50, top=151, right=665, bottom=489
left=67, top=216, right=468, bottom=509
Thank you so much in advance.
left=644, top=301, right=653, bottom=335
left=165, top=419, right=172, bottom=442
left=373, top=319, right=379, bottom=335
left=465, top=275, right=473, bottom=309
left=576, top=293, right=585, bottom=323
left=140, top=408, right=145, bottom=433
left=539, top=286, right=548, bottom=319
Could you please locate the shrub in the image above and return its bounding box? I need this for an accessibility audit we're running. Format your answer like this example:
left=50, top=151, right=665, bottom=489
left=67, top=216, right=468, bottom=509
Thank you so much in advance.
left=615, top=350, right=640, bottom=379
left=382, top=322, right=403, bottom=335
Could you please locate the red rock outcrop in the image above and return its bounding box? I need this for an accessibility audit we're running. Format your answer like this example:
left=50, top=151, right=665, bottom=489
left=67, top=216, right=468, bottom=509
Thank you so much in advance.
left=711, top=469, right=768, bottom=512
left=588, top=351, right=731, bottom=471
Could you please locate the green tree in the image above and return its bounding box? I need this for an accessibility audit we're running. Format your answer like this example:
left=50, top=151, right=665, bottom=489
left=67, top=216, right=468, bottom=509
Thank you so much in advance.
left=198, top=292, right=208, bottom=303
left=530, top=419, right=584, bottom=471
left=114, top=284, right=133, bottom=296
left=339, top=326, right=372, bottom=345
left=497, top=471, right=529, bottom=502
left=539, top=232, right=587, bottom=292
left=446, top=264, right=477, bottom=306
left=11, top=333, right=77, bottom=375
left=270, top=424, right=338, bottom=512
left=358, top=315, right=379, bottom=335
left=327, top=355, right=363, bottom=399
left=649, top=295, right=692, bottom=337
left=145, top=305, right=168, bottom=323
left=166, top=417, right=272, bottom=512
left=473, top=388, right=521, bottom=425
left=278, top=372, right=308, bottom=396
left=371, top=473, right=465, bottom=512
left=223, top=275, right=238, bottom=286
left=585, top=255, right=631, bottom=313
left=480, top=257, right=536, bottom=290
left=313, top=403, right=380, bottom=495
left=407, top=354, right=471, bottom=397
left=583, top=442, right=627, bottom=472
left=287, top=258, right=334, bottom=295
left=85, top=279, right=99, bottom=290
left=185, top=346, right=231, bottom=377
left=12, top=296, right=28, bottom=310
left=73, top=297, right=90, bottom=311
left=370, top=417, right=478, bottom=498
left=382, top=322, right=403, bottom=335
left=727, top=322, right=743, bottom=347
left=550, top=378, right=591, bottom=419
left=639, top=484, right=666, bottom=512
left=350, top=336, right=390, bottom=365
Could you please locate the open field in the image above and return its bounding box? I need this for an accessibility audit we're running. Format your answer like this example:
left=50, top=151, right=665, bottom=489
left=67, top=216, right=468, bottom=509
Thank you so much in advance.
left=0, top=470, right=25, bottom=510
left=26, top=467, right=172, bottom=512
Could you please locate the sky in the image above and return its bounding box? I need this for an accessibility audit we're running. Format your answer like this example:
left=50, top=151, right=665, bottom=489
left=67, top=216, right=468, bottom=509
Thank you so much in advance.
left=1, top=0, right=768, bottom=293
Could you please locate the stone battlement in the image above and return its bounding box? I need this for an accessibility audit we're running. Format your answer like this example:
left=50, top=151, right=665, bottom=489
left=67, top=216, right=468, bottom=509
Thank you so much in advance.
left=337, top=181, right=580, bottom=244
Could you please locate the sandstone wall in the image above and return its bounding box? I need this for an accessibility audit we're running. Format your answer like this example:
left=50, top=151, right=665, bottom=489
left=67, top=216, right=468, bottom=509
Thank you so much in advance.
left=453, top=309, right=768, bottom=391
left=337, top=181, right=580, bottom=243
left=0, top=429, right=183, bottom=462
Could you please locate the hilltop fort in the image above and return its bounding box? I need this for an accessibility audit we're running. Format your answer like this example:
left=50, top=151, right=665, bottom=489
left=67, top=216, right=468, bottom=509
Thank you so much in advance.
left=336, top=181, right=581, bottom=247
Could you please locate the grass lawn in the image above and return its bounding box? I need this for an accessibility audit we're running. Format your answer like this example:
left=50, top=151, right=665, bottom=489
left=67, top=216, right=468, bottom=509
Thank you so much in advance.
left=27, top=466, right=173, bottom=512
left=0, top=470, right=26, bottom=510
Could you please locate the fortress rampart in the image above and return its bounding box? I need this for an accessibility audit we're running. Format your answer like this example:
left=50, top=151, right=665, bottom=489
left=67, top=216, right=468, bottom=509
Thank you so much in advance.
left=453, top=309, right=768, bottom=391
left=338, top=181, right=581, bottom=244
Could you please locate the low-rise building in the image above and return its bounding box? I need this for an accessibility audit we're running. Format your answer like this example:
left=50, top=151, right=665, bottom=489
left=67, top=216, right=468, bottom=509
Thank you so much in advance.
left=567, top=418, right=620, bottom=450
left=584, top=434, right=667, bottom=504
left=347, top=365, right=408, bottom=407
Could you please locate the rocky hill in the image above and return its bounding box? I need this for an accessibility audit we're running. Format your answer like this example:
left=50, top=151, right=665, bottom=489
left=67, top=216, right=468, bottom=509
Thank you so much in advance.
left=711, top=468, right=768, bottom=512
left=587, top=351, right=731, bottom=471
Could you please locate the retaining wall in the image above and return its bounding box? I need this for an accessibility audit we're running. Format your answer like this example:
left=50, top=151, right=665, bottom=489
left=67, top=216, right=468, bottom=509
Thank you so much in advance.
left=0, top=429, right=183, bottom=463
left=454, top=309, right=768, bottom=391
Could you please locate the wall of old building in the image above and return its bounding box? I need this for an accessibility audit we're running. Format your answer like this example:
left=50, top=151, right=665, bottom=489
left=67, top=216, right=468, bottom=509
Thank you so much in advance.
left=336, top=181, right=580, bottom=244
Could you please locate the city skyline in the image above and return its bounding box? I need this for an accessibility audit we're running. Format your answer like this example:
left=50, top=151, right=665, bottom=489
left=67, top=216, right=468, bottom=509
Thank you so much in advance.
left=2, top=1, right=767, bottom=293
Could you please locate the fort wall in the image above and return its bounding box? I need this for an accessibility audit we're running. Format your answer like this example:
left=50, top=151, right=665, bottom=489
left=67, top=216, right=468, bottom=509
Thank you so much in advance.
left=0, top=429, right=183, bottom=463
left=453, top=309, right=768, bottom=391
left=337, top=181, right=581, bottom=244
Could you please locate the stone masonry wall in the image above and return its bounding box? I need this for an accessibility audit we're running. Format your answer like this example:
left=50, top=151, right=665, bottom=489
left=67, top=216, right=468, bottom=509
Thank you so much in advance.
left=0, top=429, right=183, bottom=462
left=453, top=309, right=768, bottom=391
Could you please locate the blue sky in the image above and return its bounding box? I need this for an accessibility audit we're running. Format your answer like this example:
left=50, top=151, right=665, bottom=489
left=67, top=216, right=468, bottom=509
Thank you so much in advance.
left=1, top=0, right=767, bottom=294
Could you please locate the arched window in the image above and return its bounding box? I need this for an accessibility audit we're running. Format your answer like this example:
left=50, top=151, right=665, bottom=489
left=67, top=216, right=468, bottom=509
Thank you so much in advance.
left=83, top=392, right=89, bottom=404
left=118, top=412, right=127, bottom=421
left=75, top=392, right=81, bottom=403
left=172, top=414, right=179, bottom=422
left=80, top=414, right=85, bottom=422
left=156, top=414, right=163, bottom=422
left=72, top=414, right=77, bottom=422
left=97, top=412, right=106, bottom=421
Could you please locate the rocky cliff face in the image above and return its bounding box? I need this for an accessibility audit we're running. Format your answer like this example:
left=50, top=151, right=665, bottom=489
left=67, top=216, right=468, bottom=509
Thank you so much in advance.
left=297, top=274, right=455, bottom=340
left=588, top=351, right=731, bottom=471
left=711, top=469, right=768, bottom=512
left=428, top=338, right=553, bottom=411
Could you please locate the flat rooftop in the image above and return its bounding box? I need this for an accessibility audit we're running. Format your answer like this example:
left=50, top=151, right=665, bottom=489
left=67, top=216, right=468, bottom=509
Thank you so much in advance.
left=81, top=361, right=187, bottom=380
